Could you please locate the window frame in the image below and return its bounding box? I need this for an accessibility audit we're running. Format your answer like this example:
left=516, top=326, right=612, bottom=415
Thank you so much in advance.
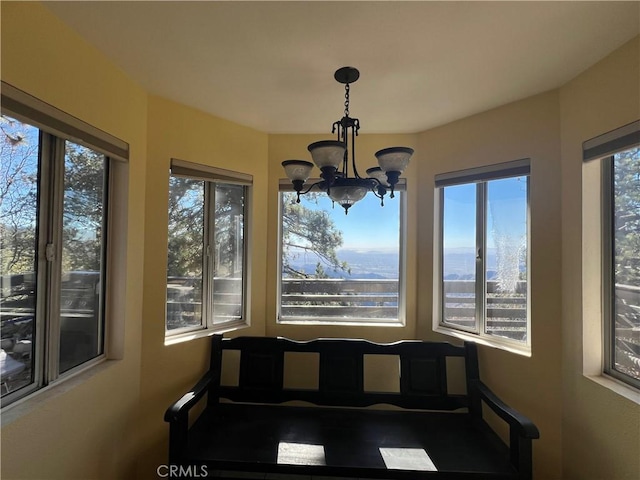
left=165, top=159, right=252, bottom=341
left=276, top=179, right=407, bottom=326
left=433, top=159, right=531, bottom=356
left=1, top=82, right=128, bottom=408
left=598, top=133, right=640, bottom=390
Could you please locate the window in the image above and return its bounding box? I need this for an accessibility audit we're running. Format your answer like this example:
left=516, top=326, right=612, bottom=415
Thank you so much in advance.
left=1, top=83, right=128, bottom=406
left=586, top=121, right=640, bottom=389
left=434, top=160, right=530, bottom=353
left=278, top=181, right=406, bottom=325
left=166, top=159, right=251, bottom=338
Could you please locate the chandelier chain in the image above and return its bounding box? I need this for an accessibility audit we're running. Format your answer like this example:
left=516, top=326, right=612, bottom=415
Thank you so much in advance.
left=344, top=83, right=350, bottom=118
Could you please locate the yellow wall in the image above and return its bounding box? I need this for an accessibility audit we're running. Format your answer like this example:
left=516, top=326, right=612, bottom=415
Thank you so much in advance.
left=137, top=95, right=268, bottom=478
left=560, top=36, right=640, bottom=480
left=1, top=2, right=148, bottom=479
left=1, top=2, right=639, bottom=480
left=417, top=91, right=563, bottom=479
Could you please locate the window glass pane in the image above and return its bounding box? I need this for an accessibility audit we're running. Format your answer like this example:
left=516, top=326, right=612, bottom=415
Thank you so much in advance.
left=442, top=183, right=477, bottom=331
left=59, top=141, right=106, bottom=373
left=212, top=183, right=245, bottom=325
left=0, top=116, right=39, bottom=396
left=612, top=147, right=640, bottom=383
left=166, top=177, right=204, bottom=331
left=280, top=192, right=401, bottom=322
left=485, top=176, right=528, bottom=342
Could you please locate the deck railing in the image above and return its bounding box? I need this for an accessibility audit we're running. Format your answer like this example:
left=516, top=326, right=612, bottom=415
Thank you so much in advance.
left=2, top=273, right=637, bottom=351
left=613, top=284, right=640, bottom=379
left=165, top=278, right=529, bottom=325
left=441, top=279, right=528, bottom=341
left=280, top=278, right=400, bottom=320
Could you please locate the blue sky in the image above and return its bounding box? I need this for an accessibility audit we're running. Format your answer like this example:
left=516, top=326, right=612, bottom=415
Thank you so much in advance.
left=297, top=192, right=400, bottom=251
left=443, top=176, right=527, bottom=250
left=295, top=175, right=527, bottom=254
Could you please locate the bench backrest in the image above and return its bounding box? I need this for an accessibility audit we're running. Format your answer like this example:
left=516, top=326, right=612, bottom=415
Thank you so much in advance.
left=210, top=336, right=478, bottom=411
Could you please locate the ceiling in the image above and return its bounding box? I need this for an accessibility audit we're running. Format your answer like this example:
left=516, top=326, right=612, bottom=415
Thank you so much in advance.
left=44, top=1, right=639, bottom=134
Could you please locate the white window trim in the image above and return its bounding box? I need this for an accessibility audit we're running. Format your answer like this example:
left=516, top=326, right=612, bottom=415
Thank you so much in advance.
left=164, top=159, right=252, bottom=342
left=1, top=83, right=129, bottom=408
left=276, top=182, right=407, bottom=326
left=582, top=121, right=640, bottom=395
left=582, top=158, right=640, bottom=403
left=432, top=159, right=531, bottom=356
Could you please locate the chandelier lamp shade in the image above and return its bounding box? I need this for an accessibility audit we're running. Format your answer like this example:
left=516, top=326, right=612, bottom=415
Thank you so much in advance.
left=281, top=67, right=414, bottom=214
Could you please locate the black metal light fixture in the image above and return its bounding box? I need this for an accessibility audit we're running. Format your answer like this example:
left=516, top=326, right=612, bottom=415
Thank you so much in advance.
left=282, top=66, right=414, bottom=214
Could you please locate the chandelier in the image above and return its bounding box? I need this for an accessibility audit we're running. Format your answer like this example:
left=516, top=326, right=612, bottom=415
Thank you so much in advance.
left=281, top=66, right=414, bottom=214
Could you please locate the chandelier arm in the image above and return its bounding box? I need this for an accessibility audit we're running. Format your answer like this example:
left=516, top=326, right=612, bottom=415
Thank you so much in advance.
left=368, top=177, right=388, bottom=205
left=298, top=180, right=326, bottom=196
left=342, top=117, right=349, bottom=177
left=289, top=179, right=327, bottom=202
left=370, top=190, right=385, bottom=207
left=368, top=177, right=383, bottom=188
left=376, top=179, right=388, bottom=205
left=351, top=118, right=362, bottom=178
left=342, top=144, right=349, bottom=178
left=332, top=120, right=348, bottom=177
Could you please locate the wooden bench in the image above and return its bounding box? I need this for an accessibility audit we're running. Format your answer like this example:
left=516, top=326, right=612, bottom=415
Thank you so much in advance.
left=165, top=335, right=539, bottom=479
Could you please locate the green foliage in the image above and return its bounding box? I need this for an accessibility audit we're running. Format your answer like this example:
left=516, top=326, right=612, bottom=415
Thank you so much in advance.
left=167, top=177, right=204, bottom=278
left=0, top=116, right=39, bottom=275
left=0, top=116, right=107, bottom=276
left=314, top=262, right=328, bottom=279
left=281, top=192, right=348, bottom=279
left=166, top=186, right=348, bottom=281
left=166, top=180, right=247, bottom=280
left=213, top=183, right=245, bottom=278
left=61, top=142, right=106, bottom=272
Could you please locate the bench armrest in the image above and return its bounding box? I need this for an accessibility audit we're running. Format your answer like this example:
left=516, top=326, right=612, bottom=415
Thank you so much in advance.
left=471, top=380, right=539, bottom=480
left=164, top=370, right=219, bottom=462
left=164, top=370, right=217, bottom=423
left=473, top=380, right=539, bottom=439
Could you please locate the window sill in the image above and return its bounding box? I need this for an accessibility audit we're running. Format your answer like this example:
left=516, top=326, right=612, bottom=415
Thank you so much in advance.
left=278, top=318, right=405, bottom=328
left=164, top=321, right=249, bottom=346
left=585, top=374, right=640, bottom=405
left=433, top=325, right=531, bottom=357
left=1, top=356, right=111, bottom=427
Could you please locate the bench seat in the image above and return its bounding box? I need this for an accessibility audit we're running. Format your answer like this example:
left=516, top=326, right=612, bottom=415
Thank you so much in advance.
left=186, top=403, right=515, bottom=479
left=165, top=336, right=539, bottom=480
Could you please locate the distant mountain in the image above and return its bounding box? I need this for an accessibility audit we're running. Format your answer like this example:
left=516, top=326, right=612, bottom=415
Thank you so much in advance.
left=444, top=271, right=497, bottom=281
left=285, top=247, right=520, bottom=280
left=294, top=266, right=389, bottom=279
left=336, top=248, right=399, bottom=278
left=442, top=248, right=497, bottom=277
left=286, top=248, right=399, bottom=279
